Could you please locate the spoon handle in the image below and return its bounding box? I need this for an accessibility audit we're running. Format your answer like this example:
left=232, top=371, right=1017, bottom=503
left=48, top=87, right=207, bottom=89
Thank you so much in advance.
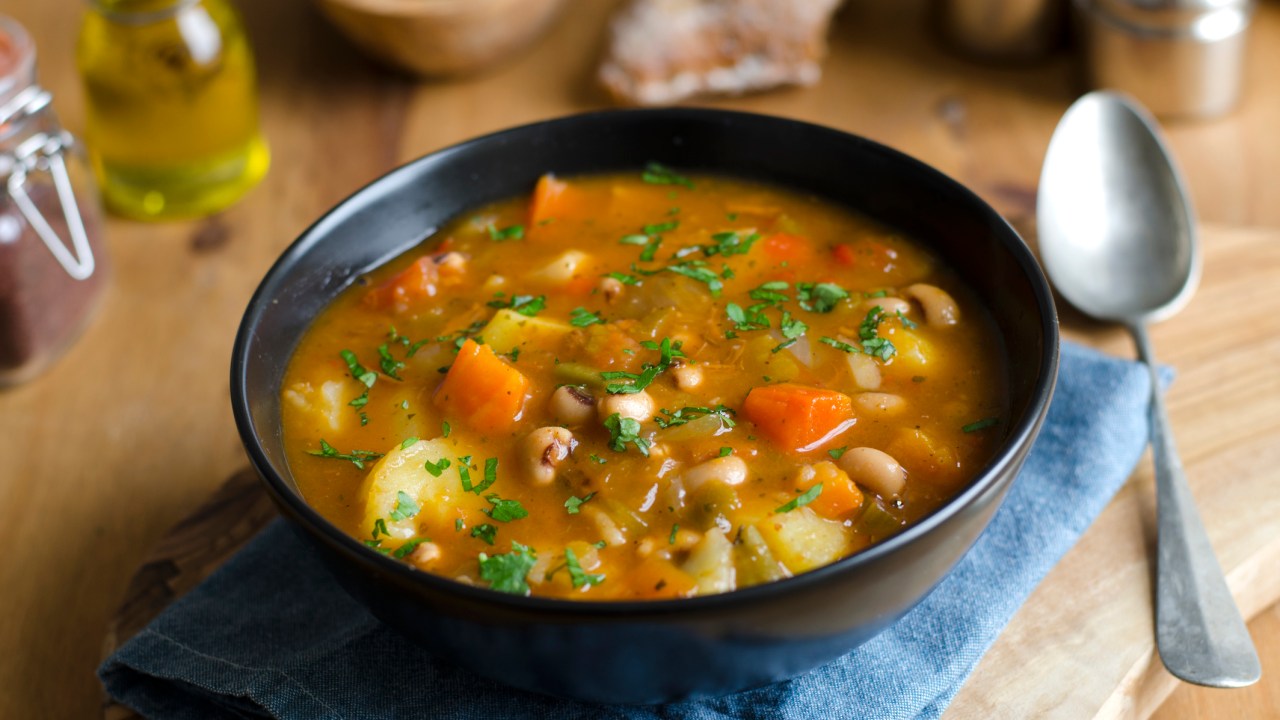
left=1131, top=323, right=1261, bottom=687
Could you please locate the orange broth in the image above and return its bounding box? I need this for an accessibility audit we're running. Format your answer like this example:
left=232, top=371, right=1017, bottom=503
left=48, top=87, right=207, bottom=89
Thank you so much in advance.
left=280, top=169, right=1009, bottom=600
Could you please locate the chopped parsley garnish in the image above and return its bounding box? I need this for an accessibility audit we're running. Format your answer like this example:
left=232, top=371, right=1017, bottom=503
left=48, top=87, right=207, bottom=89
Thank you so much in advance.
left=963, top=417, right=1000, bottom=433
left=776, top=483, right=823, bottom=513
left=664, top=260, right=723, bottom=297
left=471, top=457, right=499, bottom=494
left=619, top=233, right=649, bottom=246
left=565, top=547, right=604, bottom=589
left=704, top=230, right=760, bottom=257
left=393, top=537, right=429, bottom=559
left=820, top=336, right=860, bottom=354
left=588, top=454, right=607, bottom=465
left=484, top=494, right=529, bottom=522
left=388, top=490, right=420, bottom=521
left=569, top=307, right=605, bottom=327
left=643, top=220, right=679, bottom=235
left=859, top=306, right=898, bottom=361
left=796, top=282, right=850, bottom=313
left=372, top=518, right=389, bottom=539
left=457, top=459, right=474, bottom=493
left=641, top=162, right=694, bottom=189
left=308, top=439, right=384, bottom=470
left=719, top=447, right=733, bottom=457
left=565, top=492, right=596, bottom=514
left=348, top=391, right=369, bottom=409
left=604, top=412, right=651, bottom=456
left=400, top=436, right=419, bottom=450
left=640, top=236, right=662, bottom=262
left=423, top=457, right=451, bottom=477
left=442, top=421, right=451, bottom=437
left=828, top=446, right=849, bottom=459
left=487, top=293, right=546, bottom=317
left=669, top=524, right=680, bottom=545
left=340, top=350, right=377, bottom=388
left=897, top=310, right=919, bottom=329
left=654, top=404, right=736, bottom=430
left=377, top=344, right=405, bottom=380
left=487, top=224, right=525, bottom=242
left=601, top=337, right=683, bottom=394
left=455, top=518, right=464, bottom=532
left=780, top=311, right=808, bottom=340
left=478, top=542, right=537, bottom=595
left=471, top=523, right=497, bottom=545
left=749, top=280, right=790, bottom=307
left=725, top=302, right=770, bottom=332
left=771, top=339, right=798, bottom=354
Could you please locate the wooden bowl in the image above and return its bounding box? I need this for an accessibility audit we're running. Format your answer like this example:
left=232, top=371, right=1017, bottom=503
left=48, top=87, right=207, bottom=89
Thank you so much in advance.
left=314, top=0, right=567, bottom=77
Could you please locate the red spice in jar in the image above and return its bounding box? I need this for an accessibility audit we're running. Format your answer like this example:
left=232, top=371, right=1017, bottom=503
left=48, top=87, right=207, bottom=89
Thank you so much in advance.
left=0, top=16, right=109, bottom=385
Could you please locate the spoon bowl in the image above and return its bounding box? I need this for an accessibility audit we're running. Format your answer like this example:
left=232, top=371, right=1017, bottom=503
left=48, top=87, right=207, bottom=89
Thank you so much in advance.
left=1037, top=91, right=1260, bottom=689
left=1038, top=92, right=1200, bottom=324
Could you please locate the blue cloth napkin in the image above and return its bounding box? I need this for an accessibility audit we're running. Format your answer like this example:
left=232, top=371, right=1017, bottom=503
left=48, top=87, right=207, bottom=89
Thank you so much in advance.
left=100, top=342, right=1160, bottom=720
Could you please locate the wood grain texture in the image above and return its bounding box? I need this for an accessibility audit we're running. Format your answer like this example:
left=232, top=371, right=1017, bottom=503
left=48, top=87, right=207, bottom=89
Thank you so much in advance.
left=1, top=0, right=1277, bottom=717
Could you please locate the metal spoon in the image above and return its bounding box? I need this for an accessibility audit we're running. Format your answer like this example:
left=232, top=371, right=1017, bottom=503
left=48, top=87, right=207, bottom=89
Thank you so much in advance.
left=1037, top=91, right=1261, bottom=688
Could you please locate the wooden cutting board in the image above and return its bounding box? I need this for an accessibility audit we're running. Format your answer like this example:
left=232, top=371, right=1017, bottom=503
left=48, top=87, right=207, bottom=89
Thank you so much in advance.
left=102, top=226, right=1280, bottom=719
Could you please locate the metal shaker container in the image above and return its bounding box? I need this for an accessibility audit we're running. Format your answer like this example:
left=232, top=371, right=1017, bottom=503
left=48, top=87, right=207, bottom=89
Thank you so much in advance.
left=1076, top=0, right=1254, bottom=119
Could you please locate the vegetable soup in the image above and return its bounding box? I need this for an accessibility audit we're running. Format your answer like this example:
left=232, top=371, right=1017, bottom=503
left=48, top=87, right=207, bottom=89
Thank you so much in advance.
left=281, top=167, right=1009, bottom=600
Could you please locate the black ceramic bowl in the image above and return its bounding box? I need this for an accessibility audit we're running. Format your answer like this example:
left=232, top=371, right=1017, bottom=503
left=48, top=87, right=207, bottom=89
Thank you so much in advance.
left=231, top=108, right=1058, bottom=705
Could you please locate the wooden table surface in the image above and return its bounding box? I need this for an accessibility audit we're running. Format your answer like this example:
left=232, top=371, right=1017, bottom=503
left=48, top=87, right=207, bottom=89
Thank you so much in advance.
left=1, top=0, right=1277, bottom=717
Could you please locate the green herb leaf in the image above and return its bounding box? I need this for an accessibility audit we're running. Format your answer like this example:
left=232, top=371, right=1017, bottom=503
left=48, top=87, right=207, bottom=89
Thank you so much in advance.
left=776, top=483, right=823, bottom=513
left=665, top=260, right=723, bottom=297
left=400, top=436, right=419, bottom=450
left=605, top=271, right=640, bottom=286
left=564, top=547, right=604, bottom=589
left=424, top=457, right=451, bottom=477
left=564, top=492, right=596, bottom=514
left=589, top=454, right=607, bottom=465
left=340, top=350, right=378, bottom=388
left=669, top=524, right=680, bottom=545
left=641, top=162, right=694, bottom=189
left=487, top=224, right=525, bottom=242
left=470, top=457, right=498, bottom=495
left=393, top=537, right=429, bottom=559
left=704, top=230, right=760, bottom=257
left=478, top=542, right=537, bottom=595
left=780, top=311, right=808, bottom=340
left=820, top=336, right=860, bottom=354
left=487, top=294, right=546, bottom=317
left=569, top=307, right=605, bottom=327
left=797, top=282, right=850, bottom=313
left=653, top=405, right=736, bottom=430
left=604, top=412, right=651, bottom=456
left=378, top=344, right=405, bottom=380
left=308, top=439, right=384, bottom=470
left=442, top=420, right=451, bottom=437
left=389, top=490, right=420, bottom=521
left=619, top=234, right=650, bottom=246
left=484, top=493, right=529, bottom=522
left=962, top=417, right=1000, bottom=433
left=471, top=523, right=497, bottom=545
left=828, top=446, right=849, bottom=460
left=372, top=518, right=389, bottom=539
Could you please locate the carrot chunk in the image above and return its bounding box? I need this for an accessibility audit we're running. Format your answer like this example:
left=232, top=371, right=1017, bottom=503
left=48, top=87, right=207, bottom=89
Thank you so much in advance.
left=798, top=461, right=864, bottom=518
left=528, top=174, right=575, bottom=226
left=762, top=233, right=815, bottom=265
left=364, top=256, right=438, bottom=311
left=434, top=339, right=530, bottom=435
left=741, top=383, right=853, bottom=453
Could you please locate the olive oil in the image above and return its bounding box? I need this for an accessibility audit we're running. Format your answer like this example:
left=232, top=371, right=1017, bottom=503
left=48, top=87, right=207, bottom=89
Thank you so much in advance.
left=77, top=0, right=268, bottom=219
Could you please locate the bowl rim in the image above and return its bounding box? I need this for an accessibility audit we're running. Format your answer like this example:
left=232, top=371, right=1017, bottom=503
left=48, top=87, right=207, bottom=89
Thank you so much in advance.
left=231, top=107, right=1060, bottom=618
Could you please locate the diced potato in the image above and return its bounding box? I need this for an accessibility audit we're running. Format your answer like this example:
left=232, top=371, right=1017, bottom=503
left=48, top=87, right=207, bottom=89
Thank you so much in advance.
left=360, top=437, right=486, bottom=540
left=755, top=507, right=853, bottom=574
left=886, top=428, right=962, bottom=485
left=682, top=527, right=736, bottom=595
left=283, top=379, right=353, bottom=433
left=881, top=326, right=933, bottom=375
left=479, top=308, right=572, bottom=355
left=529, top=250, right=593, bottom=286
left=734, top=524, right=791, bottom=585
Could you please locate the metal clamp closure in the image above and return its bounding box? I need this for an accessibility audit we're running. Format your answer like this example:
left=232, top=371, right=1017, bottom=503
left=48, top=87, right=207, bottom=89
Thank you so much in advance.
left=1, top=85, right=96, bottom=281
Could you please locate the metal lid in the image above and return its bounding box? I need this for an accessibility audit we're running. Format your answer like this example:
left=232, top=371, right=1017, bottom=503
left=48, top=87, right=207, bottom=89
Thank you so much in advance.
left=1089, top=0, right=1254, bottom=32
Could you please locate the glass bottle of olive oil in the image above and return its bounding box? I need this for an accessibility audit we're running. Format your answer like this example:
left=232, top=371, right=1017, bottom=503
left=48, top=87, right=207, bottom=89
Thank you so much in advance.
left=77, top=0, right=268, bottom=219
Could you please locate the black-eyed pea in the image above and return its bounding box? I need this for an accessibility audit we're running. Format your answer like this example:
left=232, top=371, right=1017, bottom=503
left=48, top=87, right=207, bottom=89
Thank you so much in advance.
left=522, top=426, right=575, bottom=486
left=671, top=362, right=704, bottom=391
left=550, top=385, right=595, bottom=426
left=682, top=455, right=748, bottom=492
left=904, top=283, right=960, bottom=326
left=599, top=275, right=625, bottom=302
left=837, top=447, right=906, bottom=498
left=858, top=296, right=912, bottom=317
left=599, top=389, right=655, bottom=423
left=854, top=392, right=906, bottom=415
left=407, top=541, right=442, bottom=568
